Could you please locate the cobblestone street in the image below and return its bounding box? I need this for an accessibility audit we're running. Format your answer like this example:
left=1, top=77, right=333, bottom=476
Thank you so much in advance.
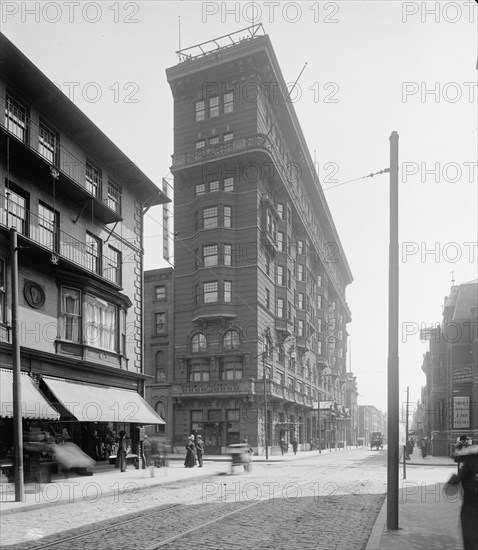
left=1, top=449, right=391, bottom=549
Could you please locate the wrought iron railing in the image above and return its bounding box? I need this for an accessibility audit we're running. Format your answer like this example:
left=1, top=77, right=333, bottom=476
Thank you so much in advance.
left=0, top=194, right=120, bottom=285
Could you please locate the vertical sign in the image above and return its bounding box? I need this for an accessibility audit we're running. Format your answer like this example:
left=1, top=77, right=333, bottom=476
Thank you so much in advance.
left=162, top=178, right=173, bottom=263
left=453, top=396, right=470, bottom=429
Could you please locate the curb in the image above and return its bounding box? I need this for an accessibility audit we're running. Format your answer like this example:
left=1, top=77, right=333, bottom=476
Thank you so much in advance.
left=365, top=495, right=388, bottom=550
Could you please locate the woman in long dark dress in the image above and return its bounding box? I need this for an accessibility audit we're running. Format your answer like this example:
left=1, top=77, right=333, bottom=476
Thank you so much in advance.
left=445, top=447, right=478, bottom=550
left=115, top=431, right=127, bottom=472
left=184, top=436, right=196, bottom=468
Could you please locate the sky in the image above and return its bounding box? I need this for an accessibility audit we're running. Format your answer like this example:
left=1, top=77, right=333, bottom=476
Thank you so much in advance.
left=2, top=1, right=477, bottom=414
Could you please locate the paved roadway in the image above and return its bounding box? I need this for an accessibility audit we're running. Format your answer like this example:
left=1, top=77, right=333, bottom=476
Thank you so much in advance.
left=1, top=448, right=388, bottom=549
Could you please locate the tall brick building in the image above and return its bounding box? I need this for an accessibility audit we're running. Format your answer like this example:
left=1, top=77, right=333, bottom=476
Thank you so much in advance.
left=421, top=279, right=478, bottom=456
left=165, top=25, right=353, bottom=454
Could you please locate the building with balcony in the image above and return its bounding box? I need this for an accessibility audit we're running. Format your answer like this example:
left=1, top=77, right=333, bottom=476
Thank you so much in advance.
left=165, top=25, right=353, bottom=455
left=0, top=33, right=167, bottom=471
left=421, top=279, right=478, bottom=456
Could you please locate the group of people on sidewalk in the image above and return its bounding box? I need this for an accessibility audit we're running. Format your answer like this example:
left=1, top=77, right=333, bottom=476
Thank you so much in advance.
left=184, top=433, right=204, bottom=468
left=404, top=436, right=428, bottom=460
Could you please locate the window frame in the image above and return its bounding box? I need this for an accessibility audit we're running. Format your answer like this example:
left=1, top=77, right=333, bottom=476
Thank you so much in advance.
left=203, top=281, right=218, bottom=303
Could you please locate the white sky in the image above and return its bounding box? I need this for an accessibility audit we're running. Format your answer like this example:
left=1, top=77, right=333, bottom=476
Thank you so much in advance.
left=2, top=1, right=477, bottom=414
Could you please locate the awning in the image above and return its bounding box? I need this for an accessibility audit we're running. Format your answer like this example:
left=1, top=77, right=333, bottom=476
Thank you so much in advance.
left=0, top=369, right=60, bottom=420
left=42, top=376, right=165, bottom=424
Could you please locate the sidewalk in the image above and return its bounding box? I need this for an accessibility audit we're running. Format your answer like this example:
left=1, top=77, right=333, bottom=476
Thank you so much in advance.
left=366, top=454, right=464, bottom=550
left=0, top=447, right=329, bottom=515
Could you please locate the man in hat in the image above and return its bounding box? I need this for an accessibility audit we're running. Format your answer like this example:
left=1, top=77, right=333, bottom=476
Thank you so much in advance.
left=195, top=435, right=205, bottom=467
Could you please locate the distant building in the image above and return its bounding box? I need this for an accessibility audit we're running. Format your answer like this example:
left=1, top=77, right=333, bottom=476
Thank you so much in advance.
left=164, top=25, right=353, bottom=454
left=345, top=372, right=359, bottom=446
left=358, top=405, right=387, bottom=445
left=421, top=279, right=478, bottom=456
left=144, top=268, right=174, bottom=442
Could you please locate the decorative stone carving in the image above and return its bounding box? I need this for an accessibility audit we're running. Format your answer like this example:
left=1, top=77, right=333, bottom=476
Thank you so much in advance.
left=23, top=281, right=46, bottom=309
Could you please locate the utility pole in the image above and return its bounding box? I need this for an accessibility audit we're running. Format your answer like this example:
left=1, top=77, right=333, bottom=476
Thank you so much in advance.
left=262, top=352, right=268, bottom=460
left=387, top=131, right=400, bottom=530
left=11, top=228, right=24, bottom=501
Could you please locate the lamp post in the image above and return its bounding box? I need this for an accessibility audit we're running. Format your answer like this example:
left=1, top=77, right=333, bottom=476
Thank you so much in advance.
left=262, top=351, right=269, bottom=460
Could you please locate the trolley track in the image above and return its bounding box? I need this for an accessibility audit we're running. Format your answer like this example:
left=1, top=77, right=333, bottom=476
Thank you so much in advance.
left=6, top=473, right=357, bottom=550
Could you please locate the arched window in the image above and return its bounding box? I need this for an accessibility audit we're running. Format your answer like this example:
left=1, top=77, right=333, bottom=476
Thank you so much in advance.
left=223, top=330, right=239, bottom=350
left=155, top=351, right=166, bottom=382
left=191, top=333, right=207, bottom=353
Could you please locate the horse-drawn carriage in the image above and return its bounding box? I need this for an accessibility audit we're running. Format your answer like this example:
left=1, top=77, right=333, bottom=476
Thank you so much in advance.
left=370, top=432, right=384, bottom=450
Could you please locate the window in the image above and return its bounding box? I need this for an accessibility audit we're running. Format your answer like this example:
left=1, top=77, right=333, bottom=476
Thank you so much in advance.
left=196, top=139, right=205, bottom=149
left=298, top=240, right=304, bottom=256
left=298, top=319, right=305, bottom=337
left=210, top=136, right=219, bottom=145
left=195, top=183, right=206, bottom=195
left=0, top=259, right=6, bottom=324
left=5, top=95, right=27, bottom=141
left=288, top=376, right=294, bottom=389
left=223, top=330, right=240, bottom=350
left=191, top=333, right=207, bottom=352
left=224, top=177, right=234, bottom=192
left=224, top=281, right=232, bottom=303
left=82, top=294, right=117, bottom=351
left=105, top=246, right=121, bottom=284
left=277, top=203, right=284, bottom=220
left=317, top=295, right=322, bottom=309
left=85, top=161, right=101, bottom=198
left=223, top=92, right=234, bottom=114
left=60, top=287, right=81, bottom=342
left=203, top=206, right=218, bottom=229
left=317, top=275, right=322, bottom=287
left=154, top=312, right=166, bottom=334
left=265, top=288, right=270, bottom=309
left=38, top=203, right=57, bottom=251
left=277, top=265, right=284, bottom=286
left=209, top=180, right=220, bottom=192
left=155, top=285, right=166, bottom=300
left=38, top=120, right=58, bottom=165
left=277, top=298, right=284, bottom=318
left=263, top=335, right=273, bottom=358
left=203, top=281, right=218, bottom=303
left=209, top=96, right=219, bottom=118
left=224, top=244, right=232, bottom=266
left=203, top=244, right=218, bottom=266
left=224, top=206, right=232, bottom=228
left=318, top=318, right=322, bottom=333
left=107, top=180, right=121, bottom=214
left=224, top=132, right=233, bottom=142
left=278, top=345, right=285, bottom=364
left=190, top=410, right=203, bottom=434
left=274, top=370, right=285, bottom=386
left=86, top=232, right=101, bottom=274
left=277, top=231, right=284, bottom=252
left=4, top=187, right=27, bottom=235
left=155, top=351, right=166, bottom=382
left=265, top=255, right=271, bottom=277
left=298, top=264, right=304, bottom=282
left=318, top=341, right=322, bottom=355
left=298, top=293, right=304, bottom=310
left=189, top=360, right=210, bottom=382
left=120, top=309, right=126, bottom=355
left=195, top=100, right=205, bottom=121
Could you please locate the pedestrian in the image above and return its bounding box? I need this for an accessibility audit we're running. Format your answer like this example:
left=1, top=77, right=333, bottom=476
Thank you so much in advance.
left=184, top=435, right=196, bottom=468
left=115, top=430, right=128, bottom=472
left=280, top=437, right=286, bottom=456
left=292, top=437, right=298, bottom=455
left=196, top=435, right=204, bottom=468
left=421, top=438, right=428, bottom=458
left=456, top=434, right=470, bottom=452
left=143, top=435, right=152, bottom=467
left=445, top=446, right=478, bottom=550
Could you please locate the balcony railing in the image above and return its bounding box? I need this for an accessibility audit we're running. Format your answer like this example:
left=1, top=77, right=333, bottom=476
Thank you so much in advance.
left=1, top=95, right=122, bottom=222
left=171, top=379, right=255, bottom=396
left=0, top=196, right=121, bottom=286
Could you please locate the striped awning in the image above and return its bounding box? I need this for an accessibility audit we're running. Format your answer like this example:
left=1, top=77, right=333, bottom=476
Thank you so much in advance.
left=0, top=369, right=60, bottom=420
left=42, top=376, right=165, bottom=424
